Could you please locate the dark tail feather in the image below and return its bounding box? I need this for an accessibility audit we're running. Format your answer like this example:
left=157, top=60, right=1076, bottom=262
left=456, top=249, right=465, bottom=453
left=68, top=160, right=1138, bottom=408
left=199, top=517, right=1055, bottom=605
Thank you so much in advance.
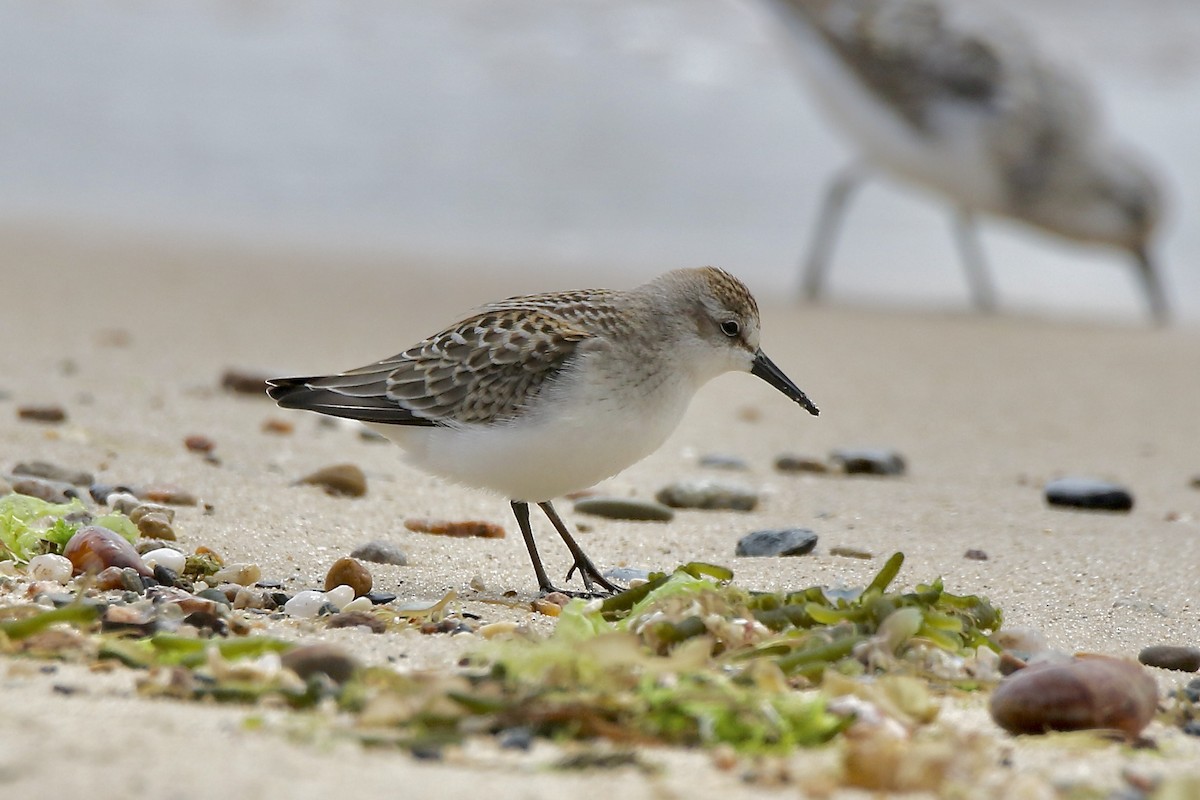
left=266, top=376, right=438, bottom=426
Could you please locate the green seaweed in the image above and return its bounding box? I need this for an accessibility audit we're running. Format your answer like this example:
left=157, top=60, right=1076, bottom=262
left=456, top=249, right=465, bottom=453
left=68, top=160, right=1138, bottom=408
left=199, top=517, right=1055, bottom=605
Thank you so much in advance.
left=0, top=494, right=138, bottom=562
left=0, top=603, right=101, bottom=641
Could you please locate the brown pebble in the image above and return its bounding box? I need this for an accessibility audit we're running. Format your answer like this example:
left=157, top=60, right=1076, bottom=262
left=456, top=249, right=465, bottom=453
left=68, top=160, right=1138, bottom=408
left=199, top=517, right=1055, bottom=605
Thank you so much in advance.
left=11, top=477, right=74, bottom=504
left=964, top=549, right=989, bottom=561
left=1138, top=645, right=1200, bottom=673
left=532, top=598, right=562, bottom=617
left=404, top=518, right=505, bottom=539
left=261, top=418, right=294, bottom=435
left=64, top=526, right=152, bottom=577
left=17, top=405, right=67, bottom=423
left=989, top=654, right=1157, bottom=737
left=220, top=368, right=274, bottom=396
left=94, top=566, right=127, bottom=590
left=774, top=454, right=829, bottom=474
left=327, top=611, right=386, bottom=633
left=281, top=643, right=360, bottom=684
left=135, top=512, right=177, bottom=541
left=138, top=485, right=198, bottom=506
left=829, top=546, right=873, bottom=560
left=324, top=557, right=373, bottom=597
left=298, top=464, right=367, bottom=498
left=184, top=435, right=215, bottom=454
left=129, top=503, right=176, bottom=525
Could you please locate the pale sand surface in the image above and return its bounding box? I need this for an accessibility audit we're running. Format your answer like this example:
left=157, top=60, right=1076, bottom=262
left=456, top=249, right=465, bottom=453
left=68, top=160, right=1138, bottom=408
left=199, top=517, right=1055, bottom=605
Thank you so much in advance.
left=2, top=226, right=1199, bottom=797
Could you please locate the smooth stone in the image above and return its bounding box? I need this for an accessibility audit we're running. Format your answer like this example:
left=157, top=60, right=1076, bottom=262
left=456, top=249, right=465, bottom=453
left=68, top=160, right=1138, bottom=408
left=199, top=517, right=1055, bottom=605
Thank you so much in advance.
left=774, top=454, right=829, bottom=474
left=324, top=557, right=373, bottom=597
left=107, top=492, right=141, bottom=514
left=129, top=503, right=175, bottom=524
left=137, top=485, right=199, bottom=506
left=698, top=453, right=749, bottom=471
left=1138, top=645, right=1200, bottom=673
left=17, top=405, right=67, bottom=424
left=324, top=585, right=354, bottom=611
left=297, top=464, right=367, bottom=498
left=327, top=610, right=386, bottom=633
left=28, top=553, right=73, bottom=583
left=350, top=540, right=408, bottom=566
left=365, top=591, right=397, bottom=605
left=212, top=563, right=262, bottom=586
left=141, top=548, right=187, bottom=574
left=655, top=479, right=758, bottom=512
left=10, top=477, right=76, bottom=504
left=1185, top=678, right=1200, bottom=704
left=281, top=643, right=360, bottom=684
left=134, top=512, right=176, bottom=541
left=829, top=448, right=906, bottom=476
left=283, top=590, right=326, bottom=618
left=12, top=461, right=93, bottom=486
left=964, top=549, right=989, bottom=561
left=573, top=496, right=675, bottom=522
left=735, top=528, right=818, bottom=557
left=183, top=435, right=215, bottom=454
left=1045, top=477, right=1134, bottom=512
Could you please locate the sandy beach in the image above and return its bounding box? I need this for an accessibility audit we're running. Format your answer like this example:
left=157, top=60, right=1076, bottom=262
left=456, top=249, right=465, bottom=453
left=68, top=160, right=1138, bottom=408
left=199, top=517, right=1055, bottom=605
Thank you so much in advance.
left=2, top=225, right=1198, bottom=798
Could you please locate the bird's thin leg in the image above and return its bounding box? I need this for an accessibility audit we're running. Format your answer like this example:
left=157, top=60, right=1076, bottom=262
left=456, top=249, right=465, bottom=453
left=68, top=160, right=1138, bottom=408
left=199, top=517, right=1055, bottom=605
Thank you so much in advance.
left=537, top=501, right=618, bottom=595
left=951, top=207, right=997, bottom=312
left=510, top=500, right=556, bottom=595
left=1133, top=247, right=1169, bottom=325
left=801, top=162, right=867, bottom=302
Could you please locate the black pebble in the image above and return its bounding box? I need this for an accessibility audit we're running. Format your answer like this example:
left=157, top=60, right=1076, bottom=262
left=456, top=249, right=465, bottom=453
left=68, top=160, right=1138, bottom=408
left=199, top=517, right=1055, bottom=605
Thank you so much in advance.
left=366, top=590, right=398, bottom=605
left=735, top=528, right=818, bottom=557
left=1044, top=477, right=1134, bottom=512
left=497, top=727, right=534, bottom=751
left=1138, top=645, right=1200, bottom=673
left=964, top=549, right=989, bottom=561
left=1184, top=678, right=1200, bottom=704
left=829, top=448, right=906, bottom=476
left=152, top=564, right=180, bottom=587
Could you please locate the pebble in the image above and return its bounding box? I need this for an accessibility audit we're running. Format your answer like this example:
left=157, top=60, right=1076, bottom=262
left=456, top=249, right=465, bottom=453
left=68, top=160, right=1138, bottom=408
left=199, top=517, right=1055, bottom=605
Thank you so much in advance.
left=829, top=546, right=873, bottom=560
left=698, top=453, right=749, bottom=471
left=94, top=566, right=128, bottom=591
left=1138, top=645, right=1200, bottom=673
left=12, top=461, right=93, bottom=486
left=17, top=405, right=67, bottom=424
left=106, top=492, right=141, bottom=514
left=735, top=528, right=818, bottom=557
left=479, top=621, right=519, bottom=639
left=261, top=417, right=294, bottom=435
left=573, top=496, right=675, bottom=522
left=325, top=557, right=373, bottom=597
left=404, top=518, right=505, bottom=539
left=220, top=368, right=274, bottom=396
left=211, top=563, right=262, bottom=587
left=1044, top=477, right=1134, bottom=512
left=365, top=590, right=397, bottom=605
left=989, top=655, right=1157, bottom=737
left=327, top=610, right=386, bottom=633
left=281, top=643, right=360, bottom=684
left=325, top=584, right=354, bottom=611
left=184, top=435, right=215, bottom=454
left=298, top=464, right=367, bottom=498
left=604, top=567, right=653, bottom=583
left=138, top=485, right=199, bottom=506
left=28, top=554, right=73, bottom=583
left=964, top=549, right=989, bottom=561
left=141, top=548, right=187, bottom=574
left=350, top=540, right=408, bottom=566
left=10, top=477, right=77, bottom=504
left=829, top=448, right=907, bottom=476
left=655, top=479, right=759, bottom=511
left=773, top=454, right=829, bottom=474
left=1185, top=678, right=1200, bottom=704
left=283, top=590, right=327, bottom=618
left=64, top=526, right=152, bottom=577
left=134, top=512, right=176, bottom=541
left=129, top=503, right=176, bottom=525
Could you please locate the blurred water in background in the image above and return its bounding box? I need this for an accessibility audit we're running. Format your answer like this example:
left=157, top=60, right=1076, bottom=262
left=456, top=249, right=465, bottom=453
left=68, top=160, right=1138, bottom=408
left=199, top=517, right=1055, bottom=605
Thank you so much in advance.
left=2, top=0, right=1198, bottom=321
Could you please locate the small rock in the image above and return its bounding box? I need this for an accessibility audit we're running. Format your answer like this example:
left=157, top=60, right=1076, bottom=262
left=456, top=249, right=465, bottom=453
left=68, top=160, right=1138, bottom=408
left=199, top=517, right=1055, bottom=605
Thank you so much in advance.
left=64, top=526, right=151, bottom=577
left=221, top=368, right=274, bottom=396
left=141, top=548, right=187, bottom=574
left=829, top=546, right=873, bottom=559
left=138, top=485, right=199, bottom=506
left=298, top=464, right=367, bottom=498
left=152, top=564, right=180, bottom=587
left=573, top=496, right=674, bottom=522
left=479, top=621, right=519, bottom=639
left=281, top=643, right=360, bottom=684
left=212, top=563, right=262, bottom=586
left=184, top=435, right=215, bottom=454
left=107, top=492, right=141, bottom=514
left=261, top=418, right=294, bottom=435
left=283, top=590, right=326, bottom=618
left=12, top=461, right=93, bottom=486
left=17, top=405, right=67, bottom=423
left=735, top=528, right=818, bottom=557
left=774, top=454, right=829, bottom=474
left=404, top=518, right=505, bottom=538
left=129, top=503, right=176, bottom=525
left=989, top=654, right=1157, bottom=737
left=1185, top=678, right=1200, bottom=704
left=350, top=540, right=408, bottom=566
left=325, top=557, right=373, bottom=597
left=497, top=727, right=534, bottom=751
left=1138, top=645, right=1200, bottom=673
left=532, top=598, right=562, bottom=617
left=29, top=554, right=73, bottom=583
left=11, top=477, right=76, bottom=504
left=327, top=610, right=386, bottom=633
left=134, top=512, right=176, bottom=541
left=655, top=479, right=759, bottom=511
left=698, top=453, right=749, bottom=471
left=964, top=549, right=989, bottom=561
left=365, top=590, right=397, bottom=605
left=829, top=448, right=906, bottom=476
left=324, top=584, right=354, bottom=611
left=101, top=605, right=156, bottom=634
left=1045, top=477, right=1134, bottom=512
left=93, top=566, right=127, bottom=591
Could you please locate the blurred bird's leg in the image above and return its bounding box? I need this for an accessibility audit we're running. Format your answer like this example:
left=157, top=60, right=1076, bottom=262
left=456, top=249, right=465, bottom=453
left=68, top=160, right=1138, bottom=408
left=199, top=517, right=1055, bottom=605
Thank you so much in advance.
left=1133, top=248, right=1169, bottom=325
left=800, top=162, right=867, bottom=302
left=951, top=207, right=997, bottom=313
left=539, top=501, right=617, bottom=595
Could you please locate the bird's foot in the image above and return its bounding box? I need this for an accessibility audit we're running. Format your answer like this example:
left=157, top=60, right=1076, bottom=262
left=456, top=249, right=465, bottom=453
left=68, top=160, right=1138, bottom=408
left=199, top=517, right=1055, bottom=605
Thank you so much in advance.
left=537, top=583, right=612, bottom=600
left=564, top=560, right=620, bottom=594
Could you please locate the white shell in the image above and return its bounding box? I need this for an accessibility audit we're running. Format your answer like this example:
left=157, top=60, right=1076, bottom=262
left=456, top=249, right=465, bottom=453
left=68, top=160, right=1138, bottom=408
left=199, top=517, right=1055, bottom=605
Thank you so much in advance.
left=323, top=584, right=354, bottom=611
left=29, top=553, right=73, bottom=583
left=283, top=590, right=326, bottom=619
left=141, top=548, right=186, bottom=574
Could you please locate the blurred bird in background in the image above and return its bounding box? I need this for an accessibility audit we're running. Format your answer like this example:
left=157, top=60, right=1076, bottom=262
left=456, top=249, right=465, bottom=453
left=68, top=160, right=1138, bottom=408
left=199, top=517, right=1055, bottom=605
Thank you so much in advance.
left=761, top=0, right=1168, bottom=322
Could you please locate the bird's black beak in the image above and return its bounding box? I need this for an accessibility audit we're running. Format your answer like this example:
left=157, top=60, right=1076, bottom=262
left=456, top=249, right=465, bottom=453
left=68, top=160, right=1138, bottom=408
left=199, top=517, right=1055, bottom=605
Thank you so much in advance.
left=751, top=350, right=818, bottom=416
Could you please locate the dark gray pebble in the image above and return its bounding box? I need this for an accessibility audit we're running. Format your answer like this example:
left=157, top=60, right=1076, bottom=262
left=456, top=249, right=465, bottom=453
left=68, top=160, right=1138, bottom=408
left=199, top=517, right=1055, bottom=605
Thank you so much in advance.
left=1045, top=477, right=1134, bottom=512
left=350, top=540, right=408, bottom=566
left=152, top=564, right=180, bottom=587
left=735, top=528, right=818, bottom=557
left=10, top=477, right=79, bottom=504
left=282, top=643, right=360, bottom=684
left=1184, top=721, right=1200, bottom=737
left=1184, top=678, right=1200, bottom=704
left=964, top=549, right=989, bottom=561
left=829, top=448, right=906, bottom=476
left=12, top=461, right=94, bottom=487
left=774, top=454, right=829, bottom=474
left=366, top=590, right=398, bottom=605
left=497, top=727, right=534, bottom=751
left=655, top=479, right=758, bottom=512
left=574, top=496, right=675, bottom=522
left=196, top=588, right=232, bottom=608
left=698, top=453, right=749, bottom=471
left=603, top=567, right=653, bottom=583
left=1138, top=645, right=1200, bottom=673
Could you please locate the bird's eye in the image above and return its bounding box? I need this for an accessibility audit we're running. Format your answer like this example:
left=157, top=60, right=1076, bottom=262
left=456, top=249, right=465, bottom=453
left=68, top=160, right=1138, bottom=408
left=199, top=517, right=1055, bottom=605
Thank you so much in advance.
left=720, top=320, right=740, bottom=338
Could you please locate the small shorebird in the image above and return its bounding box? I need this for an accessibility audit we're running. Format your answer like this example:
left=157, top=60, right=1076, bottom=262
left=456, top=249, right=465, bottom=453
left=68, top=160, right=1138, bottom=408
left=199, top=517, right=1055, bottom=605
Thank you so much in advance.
left=761, top=0, right=1168, bottom=321
left=268, top=267, right=818, bottom=595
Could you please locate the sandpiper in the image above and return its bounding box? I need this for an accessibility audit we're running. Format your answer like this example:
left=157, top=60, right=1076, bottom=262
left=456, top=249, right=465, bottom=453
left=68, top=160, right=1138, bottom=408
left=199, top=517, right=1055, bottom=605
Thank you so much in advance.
left=761, top=0, right=1167, bottom=321
left=268, top=267, right=818, bottom=595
